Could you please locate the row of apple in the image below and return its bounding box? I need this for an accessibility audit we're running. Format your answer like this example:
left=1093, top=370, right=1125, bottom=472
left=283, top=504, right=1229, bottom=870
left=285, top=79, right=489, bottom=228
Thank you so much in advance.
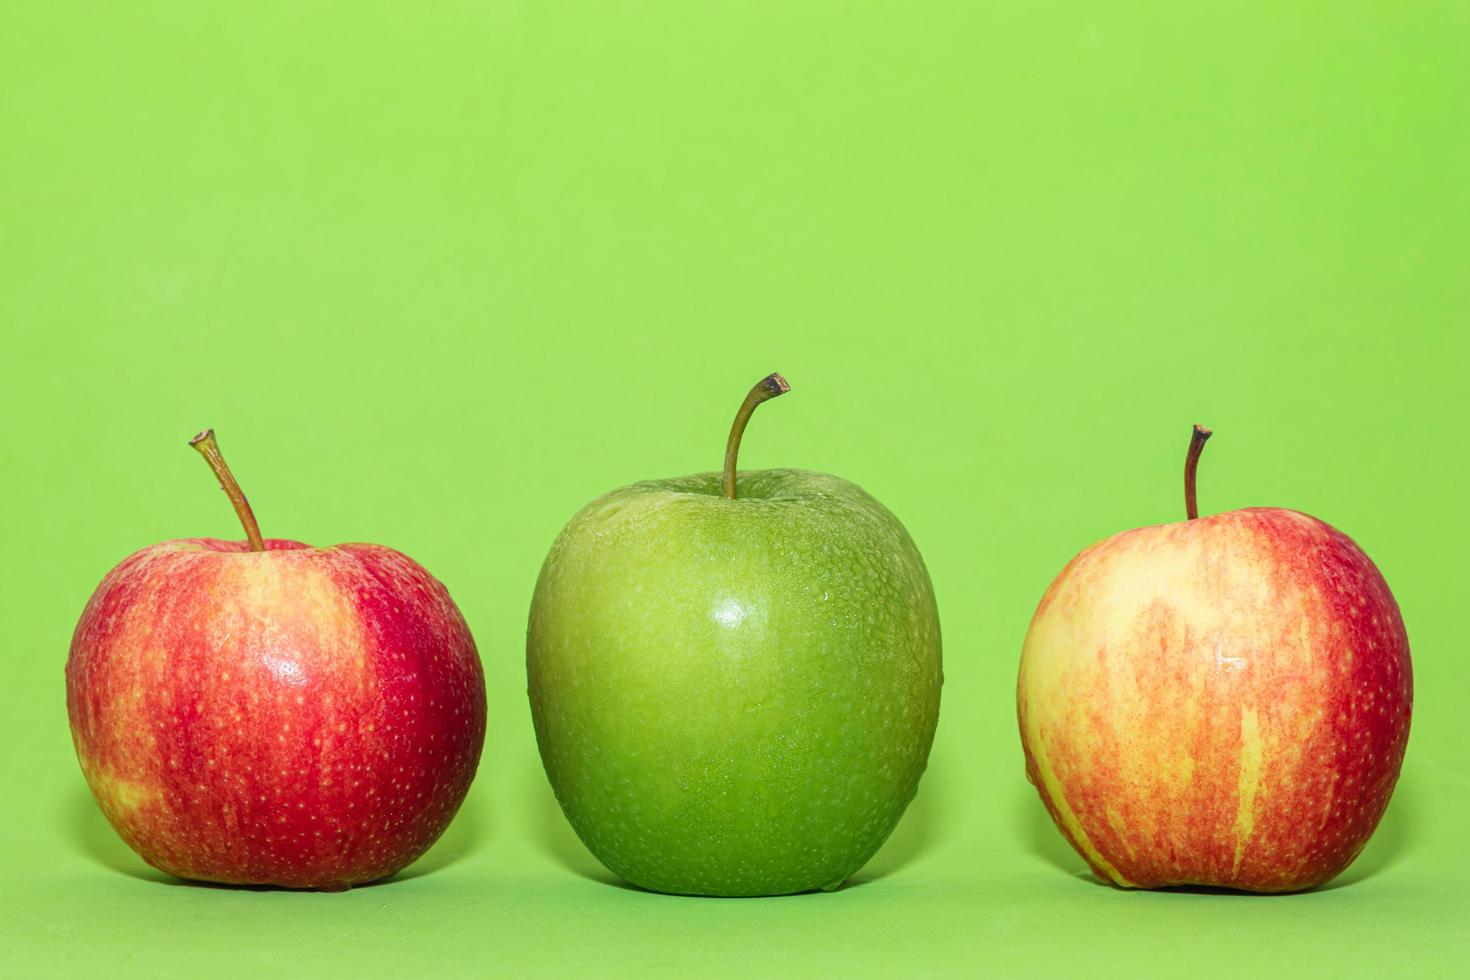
left=65, top=374, right=1411, bottom=895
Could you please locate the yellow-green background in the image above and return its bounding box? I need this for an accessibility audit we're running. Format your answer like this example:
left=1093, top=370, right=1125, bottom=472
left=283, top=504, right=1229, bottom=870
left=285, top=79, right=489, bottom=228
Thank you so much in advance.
left=2, top=2, right=1465, bottom=976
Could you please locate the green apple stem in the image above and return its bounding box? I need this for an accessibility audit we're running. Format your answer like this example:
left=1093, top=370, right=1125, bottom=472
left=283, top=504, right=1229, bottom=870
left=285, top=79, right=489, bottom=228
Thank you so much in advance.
left=190, top=429, right=266, bottom=551
left=1185, top=423, right=1212, bottom=520
left=722, top=373, right=791, bottom=500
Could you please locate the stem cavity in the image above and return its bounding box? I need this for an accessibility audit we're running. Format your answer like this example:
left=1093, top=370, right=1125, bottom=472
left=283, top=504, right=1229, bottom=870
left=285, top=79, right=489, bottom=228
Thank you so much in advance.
left=1185, top=424, right=1212, bottom=520
left=722, top=373, right=790, bottom=500
left=190, top=429, right=266, bottom=551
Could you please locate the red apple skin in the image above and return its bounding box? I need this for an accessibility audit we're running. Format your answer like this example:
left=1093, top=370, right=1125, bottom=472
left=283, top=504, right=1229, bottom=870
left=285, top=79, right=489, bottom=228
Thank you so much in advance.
left=66, top=538, right=486, bottom=889
left=1018, top=508, right=1411, bottom=892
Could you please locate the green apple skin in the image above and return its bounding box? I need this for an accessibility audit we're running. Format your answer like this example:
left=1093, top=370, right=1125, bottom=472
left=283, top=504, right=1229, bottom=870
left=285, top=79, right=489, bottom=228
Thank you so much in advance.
left=527, top=468, right=942, bottom=897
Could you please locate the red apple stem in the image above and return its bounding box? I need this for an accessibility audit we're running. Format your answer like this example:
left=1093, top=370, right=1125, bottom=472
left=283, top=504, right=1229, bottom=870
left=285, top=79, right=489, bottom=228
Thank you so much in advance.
left=1185, top=424, right=1212, bottom=520
left=722, top=373, right=790, bottom=500
left=189, top=429, right=266, bottom=551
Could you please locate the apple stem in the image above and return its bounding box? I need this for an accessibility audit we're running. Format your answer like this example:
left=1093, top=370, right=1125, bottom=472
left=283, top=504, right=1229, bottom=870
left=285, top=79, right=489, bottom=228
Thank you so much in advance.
left=1185, top=424, right=1212, bottom=520
left=722, top=373, right=790, bottom=500
left=190, top=429, right=266, bottom=551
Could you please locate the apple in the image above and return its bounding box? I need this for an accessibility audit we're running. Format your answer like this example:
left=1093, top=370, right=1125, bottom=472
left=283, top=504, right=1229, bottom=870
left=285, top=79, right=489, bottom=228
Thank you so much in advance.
left=66, top=430, right=486, bottom=889
left=527, top=374, right=942, bottom=896
left=1018, top=425, right=1412, bottom=891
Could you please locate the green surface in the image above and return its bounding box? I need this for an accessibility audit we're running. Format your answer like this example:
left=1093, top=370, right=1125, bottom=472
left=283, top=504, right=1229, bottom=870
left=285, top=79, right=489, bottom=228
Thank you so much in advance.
left=1, top=1, right=1466, bottom=976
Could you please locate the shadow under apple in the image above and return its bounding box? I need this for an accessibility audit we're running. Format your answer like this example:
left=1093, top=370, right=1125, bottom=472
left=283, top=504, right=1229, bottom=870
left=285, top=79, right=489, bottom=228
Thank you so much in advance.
left=1013, top=780, right=1093, bottom=882
left=67, top=785, right=173, bottom=885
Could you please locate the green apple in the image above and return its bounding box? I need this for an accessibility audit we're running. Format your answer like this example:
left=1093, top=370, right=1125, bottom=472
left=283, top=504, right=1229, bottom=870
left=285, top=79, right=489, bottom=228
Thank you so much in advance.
left=527, top=374, right=942, bottom=896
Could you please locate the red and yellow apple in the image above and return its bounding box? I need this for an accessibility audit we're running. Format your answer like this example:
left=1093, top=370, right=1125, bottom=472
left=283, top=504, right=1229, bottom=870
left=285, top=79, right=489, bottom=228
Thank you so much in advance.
left=66, top=431, right=486, bottom=889
left=1017, top=427, right=1411, bottom=891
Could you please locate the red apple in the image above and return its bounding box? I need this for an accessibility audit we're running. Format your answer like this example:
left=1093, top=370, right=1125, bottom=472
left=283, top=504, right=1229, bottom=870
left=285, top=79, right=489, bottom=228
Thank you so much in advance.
left=65, top=431, right=486, bottom=889
left=1017, top=426, right=1411, bottom=892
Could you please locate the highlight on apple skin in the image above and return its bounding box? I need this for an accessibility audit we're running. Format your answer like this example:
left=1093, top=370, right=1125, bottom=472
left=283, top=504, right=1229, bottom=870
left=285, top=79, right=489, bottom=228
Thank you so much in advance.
left=65, top=431, right=487, bottom=890
left=527, top=375, right=943, bottom=897
left=1017, top=426, right=1411, bottom=892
